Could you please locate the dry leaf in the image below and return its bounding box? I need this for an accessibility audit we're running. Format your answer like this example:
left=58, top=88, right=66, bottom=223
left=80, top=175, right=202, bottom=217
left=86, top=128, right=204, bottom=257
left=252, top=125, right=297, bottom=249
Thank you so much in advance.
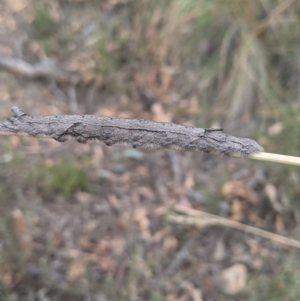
left=85, top=253, right=117, bottom=271
left=151, top=102, right=172, bottom=122
left=179, top=197, right=192, bottom=208
left=230, top=199, right=243, bottom=221
left=275, top=214, right=285, bottom=233
left=66, top=52, right=97, bottom=83
left=213, top=240, right=226, bottom=261
left=96, top=256, right=117, bottom=271
left=9, top=136, right=21, bottom=147
left=49, top=1, right=61, bottom=22
left=96, top=240, right=111, bottom=254
left=11, top=209, right=32, bottom=250
left=246, top=238, right=260, bottom=255
left=112, top=238, right=126, bottom=256
left=0, top=84, right=12, bottom=101
left=182, top=281, right=204, bottom=301
left=268, top=122, right=283, bottom=136
left=162, top=236, right=178, bottom=252
left=133, top=208, right=151, bottom=239
left=78, top=237, right=95, bottom=252
left=95, top=238, right=125, bottom=256
left=5, top=0, right=28, bottom=12
left=215, top=264, right=248, bottom=295
left=65, top=249, right=82, bottom=259
left=222, top=181, right=257, bottom=204
left=67, top=256, right=86, bottom=281
left=265, top=183, right=284, bottom=212
left=0, top=11, right=16, bottom=30
left=75, top=192, right=93, bottom=204
left=2, top=268, right=13, bottom=288
left=108, top=194, right=121, bottom=209
left=248, top=212, right=265, bottom=226
left=183, top=172, right=195, bottom=190
left=151, top=227, right=171, bottom=243
left=165, top=294, right=189, bottom=301
left=159, top=67, right=173, bottom=94
left=118, top=211, right=132, bottom=229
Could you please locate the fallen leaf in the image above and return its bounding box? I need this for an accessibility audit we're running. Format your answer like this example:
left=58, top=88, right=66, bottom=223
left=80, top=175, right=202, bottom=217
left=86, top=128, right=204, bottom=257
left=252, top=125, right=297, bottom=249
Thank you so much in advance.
left=10, top=136, right=21, bottom=147
left=162, top=236, right=178, bottom=252
left=133, top=208, right=151, bottom=239
left=183, top=172, right=195, bottom=190
left=111, top=238, right=126, bottom=255
left=11, top=209, right=32, bottom=250
left=275, top=214, right=285, bottom=233
left=118, top=211, right=131, bottom=228
left=5, top=0, right=28, bottom=12
left=230, top=198, right=244, bottom=221
left=2, top=268, right=13, bottom=288
left=222, top=181, right=257, bottom=204
left=75, top=192, right=93, bottom=204
left=182, top=281, right=204, bottom=301
left=78, top=237, right=95, bottom=252
left=179, top=197, right=192, bottom=208
left=159, top=67, right=173, bottom=94
left=165, top=294, right=189, bottom=301
left=265, top=183, right=284, bottom=212
left=268, top=122, right=283, bottom=136
left=67, top=256, right=86, bottom=281
left=96, top=256, right=117, bottom=271
left=246, top=238, right=260, bottom=255
left=95, top=238, right=125, bottom=256
left=214, top=263, right=248, bottom=295
left=66, top=52, right=97, bottom=83
left=151, top=102, right=172, bottom=122
left=151, top=227, right=171, bottom=243
left=213, top=240, right=226, bottom=261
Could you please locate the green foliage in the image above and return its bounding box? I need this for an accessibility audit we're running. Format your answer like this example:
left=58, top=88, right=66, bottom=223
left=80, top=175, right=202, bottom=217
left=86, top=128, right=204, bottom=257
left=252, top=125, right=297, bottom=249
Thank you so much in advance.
left=96, top=35, right=111, bottom=74
left=31, top=2, right=75, bottom=56
left=147, top=290, right=160, bottom=301
left=94, top=28, right=132, bottom=91
left=42, top=163, right=89, bottom=197
left=274, top=104, right=300, bottom=156
left=244, top=263, right=300, bottom=301
left=119, top=0, right=300, bottom=129
left=32, top=3, right=56, bottom=40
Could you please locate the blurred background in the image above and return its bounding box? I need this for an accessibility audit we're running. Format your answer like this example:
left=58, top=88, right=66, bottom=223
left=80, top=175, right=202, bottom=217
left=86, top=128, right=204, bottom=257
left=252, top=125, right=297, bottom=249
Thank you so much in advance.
left=0, top=0, right=300, bottom=300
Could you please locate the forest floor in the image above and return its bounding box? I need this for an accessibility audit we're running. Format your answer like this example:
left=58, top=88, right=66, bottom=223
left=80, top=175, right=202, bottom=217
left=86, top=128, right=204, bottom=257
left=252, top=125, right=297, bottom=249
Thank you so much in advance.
left=0, top=1, right=300, bottom=300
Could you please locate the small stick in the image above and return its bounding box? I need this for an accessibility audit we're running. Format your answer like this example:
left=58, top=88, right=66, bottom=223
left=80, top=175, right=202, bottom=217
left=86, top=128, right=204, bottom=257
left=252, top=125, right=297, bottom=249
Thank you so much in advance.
left=167, top=205, right=300, bottom=249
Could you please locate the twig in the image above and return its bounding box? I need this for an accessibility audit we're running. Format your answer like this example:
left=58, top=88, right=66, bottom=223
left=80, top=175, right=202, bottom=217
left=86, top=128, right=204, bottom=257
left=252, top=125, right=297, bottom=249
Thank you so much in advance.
left=0, top=56, right=78, bottom=84
left=0, top=107, right=263, bottom=156
left=167, top=205, right=300, bottom=249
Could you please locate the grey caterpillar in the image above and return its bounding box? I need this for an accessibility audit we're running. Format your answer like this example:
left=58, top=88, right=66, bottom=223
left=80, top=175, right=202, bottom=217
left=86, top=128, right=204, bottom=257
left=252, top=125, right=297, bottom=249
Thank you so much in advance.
left=0, top=107, right=263, bottom=156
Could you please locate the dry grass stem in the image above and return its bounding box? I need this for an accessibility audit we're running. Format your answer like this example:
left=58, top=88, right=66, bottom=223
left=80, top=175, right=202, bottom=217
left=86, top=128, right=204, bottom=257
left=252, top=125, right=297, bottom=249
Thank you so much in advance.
left=247, top=152, right=300, bottom=166
left=167, top=205, right=300, bottom=249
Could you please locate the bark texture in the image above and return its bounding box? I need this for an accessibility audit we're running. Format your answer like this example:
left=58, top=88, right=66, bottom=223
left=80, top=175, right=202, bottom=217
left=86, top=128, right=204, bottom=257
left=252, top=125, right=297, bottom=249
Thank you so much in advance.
left=0, top=107, right=263, bottom=156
